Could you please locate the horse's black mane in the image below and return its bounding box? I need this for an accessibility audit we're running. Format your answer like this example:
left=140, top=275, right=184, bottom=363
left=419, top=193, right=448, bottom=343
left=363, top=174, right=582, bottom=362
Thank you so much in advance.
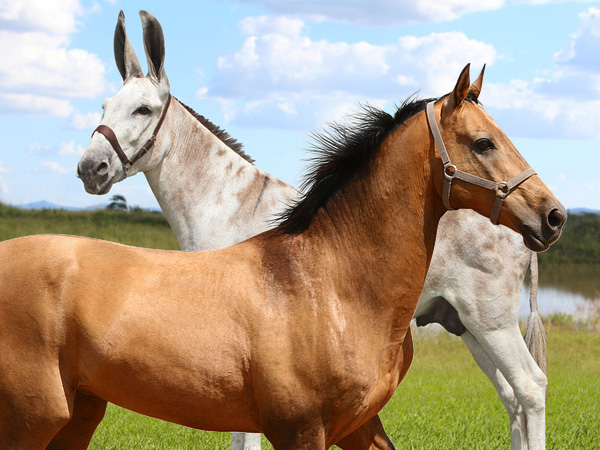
left=277, top=95, right=441, bottom=235
left=176, top=98, right=254, bottom=164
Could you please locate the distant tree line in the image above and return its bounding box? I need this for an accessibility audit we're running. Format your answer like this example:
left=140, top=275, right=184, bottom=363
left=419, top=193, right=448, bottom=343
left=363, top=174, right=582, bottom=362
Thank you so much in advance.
left=538, top=212, right=600, bottom=267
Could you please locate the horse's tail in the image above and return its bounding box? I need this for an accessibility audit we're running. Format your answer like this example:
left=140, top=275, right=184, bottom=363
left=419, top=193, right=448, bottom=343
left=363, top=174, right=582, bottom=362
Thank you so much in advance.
left=524, top=251, right=548, bottom=375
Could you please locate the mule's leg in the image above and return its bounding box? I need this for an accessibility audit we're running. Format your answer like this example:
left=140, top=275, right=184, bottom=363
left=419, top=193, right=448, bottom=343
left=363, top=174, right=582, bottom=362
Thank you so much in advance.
left=462, top=327, right=546, bottom=450
left=336, top=415, right=395, bottom=450
left=231, top=432, right=262, bottom=450
left=461, top=330, right=527, bottom=450
left=46, top=391, right=108, bottom=450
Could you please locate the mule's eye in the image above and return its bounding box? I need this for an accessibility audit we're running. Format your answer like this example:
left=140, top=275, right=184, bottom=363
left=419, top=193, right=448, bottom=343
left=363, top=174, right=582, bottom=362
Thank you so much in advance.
left=475, top=138, right=495, bottom=152
left=133, top=106, right=152, bottom=116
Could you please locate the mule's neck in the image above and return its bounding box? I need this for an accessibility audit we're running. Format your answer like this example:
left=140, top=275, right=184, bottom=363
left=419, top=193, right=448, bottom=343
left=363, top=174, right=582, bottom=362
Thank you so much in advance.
left=145, top=100, right=299, bottom=251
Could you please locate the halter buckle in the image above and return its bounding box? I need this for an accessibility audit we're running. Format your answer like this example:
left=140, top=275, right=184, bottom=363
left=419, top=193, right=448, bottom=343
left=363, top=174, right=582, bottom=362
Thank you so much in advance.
left=496, top=181, right=509, bottom=198
left=140, top=136, right=156, bottom=153
left=444, top=164, right=457, bottom=180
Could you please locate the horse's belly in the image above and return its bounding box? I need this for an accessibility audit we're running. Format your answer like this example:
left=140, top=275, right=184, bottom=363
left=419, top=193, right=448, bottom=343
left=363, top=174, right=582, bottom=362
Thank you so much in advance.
left=81, top=346, right=261, bottom=431
left=77, top=310, right=261, bottom=432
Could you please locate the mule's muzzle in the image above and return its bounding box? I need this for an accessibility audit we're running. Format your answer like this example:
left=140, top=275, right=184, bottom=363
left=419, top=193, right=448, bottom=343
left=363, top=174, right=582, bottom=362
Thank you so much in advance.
left=77, top=157, right=115, bottom=195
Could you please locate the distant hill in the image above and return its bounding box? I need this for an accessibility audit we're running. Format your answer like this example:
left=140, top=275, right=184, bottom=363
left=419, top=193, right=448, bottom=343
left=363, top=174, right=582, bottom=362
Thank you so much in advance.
left=17, top=200, right=106, bottom=211
left=15, top=200, right=161, bottom=212
left=568, top=207, right=600, bottom=215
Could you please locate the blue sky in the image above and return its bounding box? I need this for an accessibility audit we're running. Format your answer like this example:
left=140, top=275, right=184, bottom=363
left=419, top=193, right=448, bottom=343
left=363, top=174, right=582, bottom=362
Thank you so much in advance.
left=0, top=0, right=599, bottom=210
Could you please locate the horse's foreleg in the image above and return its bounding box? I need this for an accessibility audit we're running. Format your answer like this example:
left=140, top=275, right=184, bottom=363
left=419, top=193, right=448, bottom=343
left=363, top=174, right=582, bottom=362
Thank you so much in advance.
left=462, top=327, right=546, bottom=450
left=46, top=391, right=107, bottom=450
left=335, top=415, right=395, bottom=450
left=231, top=432, right=262, bottom=450
left=0, top=383, right=70, bottom=450
left=264, top=424, right=326, bottom=450
left=336, top=329, right=411, bottom=450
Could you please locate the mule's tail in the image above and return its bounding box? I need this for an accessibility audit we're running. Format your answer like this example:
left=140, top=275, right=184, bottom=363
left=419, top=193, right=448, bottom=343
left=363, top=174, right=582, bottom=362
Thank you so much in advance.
left=524, top=251, right=548, bottom=375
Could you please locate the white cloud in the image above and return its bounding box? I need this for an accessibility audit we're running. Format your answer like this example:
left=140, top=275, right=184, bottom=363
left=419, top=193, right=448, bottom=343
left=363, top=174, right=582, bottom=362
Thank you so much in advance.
left=208, top=17, right=496, bottom=129
left=0, top=1, right=106, bottom=118
left=28, top=142, right=50, bottom=153
left=68, top=111, right=101, bottom=130
left=239, top=15, right=304, bottom=36
left=483, top=7, right=600, bottom=139
left=0, top=93, right=74, bottom=117
left=236, top=0, right=505, bottom=25
left=34, top=161, right=70, bottom=174
left=196, top=87, right=209, bottom=98
left=57, top=140, right=85, bottom=157
left=0, top=31, right=105, bottom=99
left=513, top=0, right=594, bottom=5
left=0, top=161, right=10, bottom=174
left=0, top=0, right=83, bottom=35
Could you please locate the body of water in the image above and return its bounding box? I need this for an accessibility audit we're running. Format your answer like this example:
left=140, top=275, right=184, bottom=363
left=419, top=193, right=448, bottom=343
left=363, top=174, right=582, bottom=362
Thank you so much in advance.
left=519, top=265, right=599, bottom=320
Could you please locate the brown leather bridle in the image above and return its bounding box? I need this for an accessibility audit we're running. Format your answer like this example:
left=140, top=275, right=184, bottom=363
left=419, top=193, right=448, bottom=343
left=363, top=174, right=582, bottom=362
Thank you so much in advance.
left=426, top=101, right=536, bottom=225
left=91, top=94, right=172, bottom=175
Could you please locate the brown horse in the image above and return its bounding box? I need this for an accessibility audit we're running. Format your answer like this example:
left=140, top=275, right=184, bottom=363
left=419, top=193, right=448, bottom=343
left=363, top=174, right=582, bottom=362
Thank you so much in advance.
left=0, top=65, right=564, bottom=450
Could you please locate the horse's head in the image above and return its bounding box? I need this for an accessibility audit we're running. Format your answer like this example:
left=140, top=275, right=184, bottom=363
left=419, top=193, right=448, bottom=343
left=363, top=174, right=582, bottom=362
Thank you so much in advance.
left=77, top=10, right=171, bottom=194
left=429, top=64, right=566, bottom=251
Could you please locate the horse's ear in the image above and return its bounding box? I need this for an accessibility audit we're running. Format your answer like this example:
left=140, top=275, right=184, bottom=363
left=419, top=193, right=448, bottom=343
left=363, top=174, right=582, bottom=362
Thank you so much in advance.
left=114, top=10, right=143, bottom=81
left=444, top=64, right=471, bottom=113
left=469, top=64, right=486, bottom=101
left=140, top=10, right=169, bottom=87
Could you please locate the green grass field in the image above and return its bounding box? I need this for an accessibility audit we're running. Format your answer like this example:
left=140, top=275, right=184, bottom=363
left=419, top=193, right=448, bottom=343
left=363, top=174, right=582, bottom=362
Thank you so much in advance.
left=0, top=203, right=179, bottom=250
left=1, top=204, right=598, bottom=449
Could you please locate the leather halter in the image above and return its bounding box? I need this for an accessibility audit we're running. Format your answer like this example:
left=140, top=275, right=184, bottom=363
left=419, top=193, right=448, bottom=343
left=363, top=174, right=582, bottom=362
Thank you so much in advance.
left=426, top=101, right=536, bottom=225
left=92, top=94, right=172, bottom=174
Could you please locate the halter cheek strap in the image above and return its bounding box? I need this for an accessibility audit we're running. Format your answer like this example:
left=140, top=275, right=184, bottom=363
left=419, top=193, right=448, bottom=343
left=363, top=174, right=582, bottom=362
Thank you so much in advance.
left=425, top=101, right=536, bottom=225
left=92, top=94, right=172, bottom=174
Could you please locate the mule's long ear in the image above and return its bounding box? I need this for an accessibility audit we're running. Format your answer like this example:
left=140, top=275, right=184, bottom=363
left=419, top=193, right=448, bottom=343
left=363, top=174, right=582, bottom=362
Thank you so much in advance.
left=140, top=10, right=169, bottom=87
left=114, top=11, right=143, bottom=81
left=443, top=64, right=471, bottom=114
left=469, top=64, right=486, bottom=101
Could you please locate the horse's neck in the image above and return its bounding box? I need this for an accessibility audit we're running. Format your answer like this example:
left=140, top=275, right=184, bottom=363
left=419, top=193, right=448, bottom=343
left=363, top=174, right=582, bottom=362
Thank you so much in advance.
left=293, top=113, right=444, bottom=317
left=145, top=101, right=299, bottom=251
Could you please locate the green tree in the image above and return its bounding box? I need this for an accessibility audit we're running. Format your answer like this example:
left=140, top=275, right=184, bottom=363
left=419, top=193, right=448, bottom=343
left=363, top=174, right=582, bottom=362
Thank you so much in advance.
left=107, top=195, right=127, bottom=211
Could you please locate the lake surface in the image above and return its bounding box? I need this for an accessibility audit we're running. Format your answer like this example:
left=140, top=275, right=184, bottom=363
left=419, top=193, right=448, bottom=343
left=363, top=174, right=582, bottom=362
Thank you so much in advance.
left=519, top=266, right=600, bottom=320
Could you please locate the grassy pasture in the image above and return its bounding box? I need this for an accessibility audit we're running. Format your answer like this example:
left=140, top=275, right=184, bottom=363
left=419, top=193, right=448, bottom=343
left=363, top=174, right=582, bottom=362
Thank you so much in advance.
left=0, top=203, right=179, bottom=250
left=0, top=204, right=598, bottom=448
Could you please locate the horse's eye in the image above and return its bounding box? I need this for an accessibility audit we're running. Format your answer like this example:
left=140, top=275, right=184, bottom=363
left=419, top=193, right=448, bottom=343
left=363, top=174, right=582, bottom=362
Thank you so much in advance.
left=133, top=106, right=152, bottom=116
left=475, top=138, right=495, bottom=152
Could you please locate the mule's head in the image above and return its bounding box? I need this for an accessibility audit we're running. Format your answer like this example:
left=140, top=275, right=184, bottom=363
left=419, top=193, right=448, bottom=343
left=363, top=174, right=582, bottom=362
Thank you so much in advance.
left=430, top=64, right=566, bottom=251
left=77, top=10, right=170, bottom=194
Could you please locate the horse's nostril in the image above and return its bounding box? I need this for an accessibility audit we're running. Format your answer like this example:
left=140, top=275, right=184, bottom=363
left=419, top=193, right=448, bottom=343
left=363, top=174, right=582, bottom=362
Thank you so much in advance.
left=547, top=208, right=566, bottom=230
left=76, top=164, right=82, bottom=179
left=96, top=162, right=109, bottom=175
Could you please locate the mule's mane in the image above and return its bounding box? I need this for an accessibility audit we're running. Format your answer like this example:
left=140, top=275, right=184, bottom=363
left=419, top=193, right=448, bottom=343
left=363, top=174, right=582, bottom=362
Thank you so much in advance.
left=277, top=95, right=440, bottom=235
left=176, top=98, right=254, bottom=164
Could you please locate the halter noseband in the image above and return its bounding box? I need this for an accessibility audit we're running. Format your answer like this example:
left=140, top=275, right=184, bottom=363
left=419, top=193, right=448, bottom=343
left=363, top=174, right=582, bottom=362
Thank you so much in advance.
left=425, top=101, right=536, bottom=225
left=92, top=94, right=172, bottom=174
